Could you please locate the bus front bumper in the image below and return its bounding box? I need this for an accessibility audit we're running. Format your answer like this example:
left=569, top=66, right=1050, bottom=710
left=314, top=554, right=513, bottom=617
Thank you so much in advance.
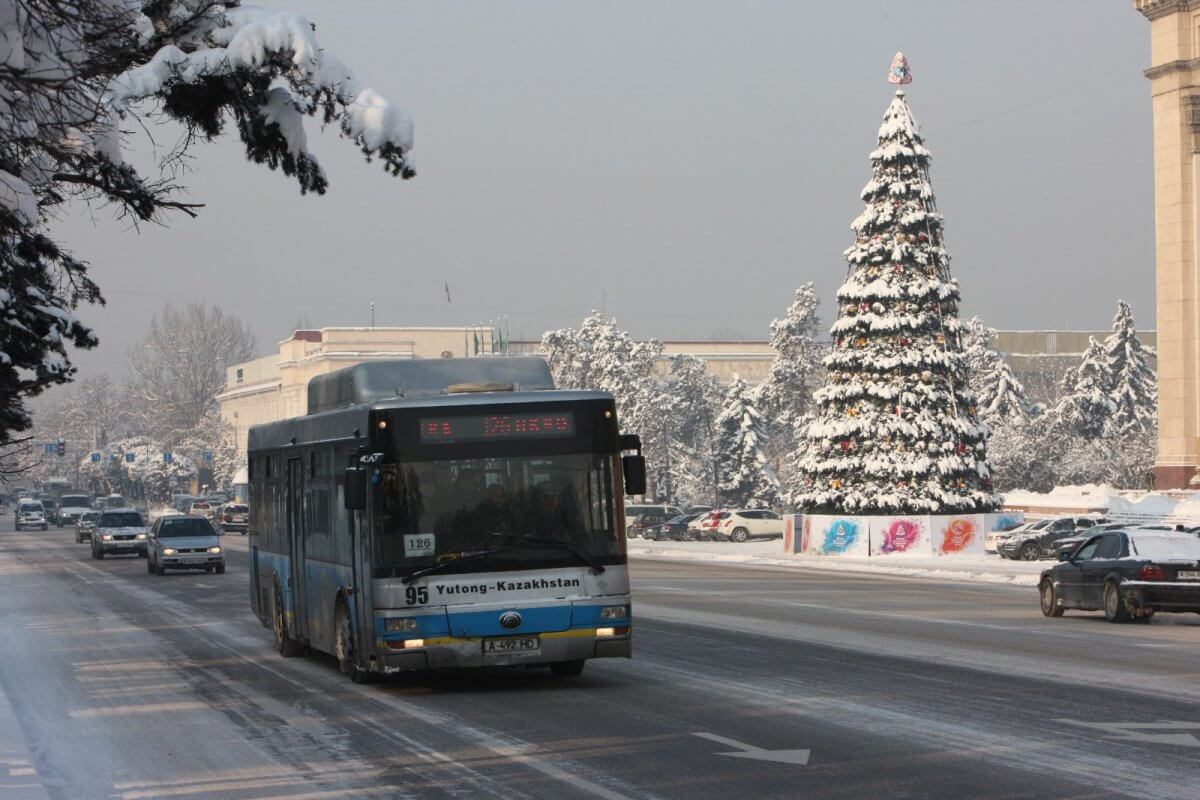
left=377, top=628, right=632, bottom=673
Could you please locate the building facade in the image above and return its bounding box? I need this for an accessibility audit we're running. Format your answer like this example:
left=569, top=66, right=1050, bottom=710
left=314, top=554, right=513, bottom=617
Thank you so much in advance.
left=1135, top=0, right=1200, bottom=487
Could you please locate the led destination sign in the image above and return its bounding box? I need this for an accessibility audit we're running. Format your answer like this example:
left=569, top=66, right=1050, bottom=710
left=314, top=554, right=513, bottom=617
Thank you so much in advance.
left=419, top=412, right=576, bottom=444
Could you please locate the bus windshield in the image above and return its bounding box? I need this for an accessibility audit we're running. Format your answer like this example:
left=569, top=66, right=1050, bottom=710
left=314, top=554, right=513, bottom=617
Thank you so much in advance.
left=373, top=452, right=620, bottom=576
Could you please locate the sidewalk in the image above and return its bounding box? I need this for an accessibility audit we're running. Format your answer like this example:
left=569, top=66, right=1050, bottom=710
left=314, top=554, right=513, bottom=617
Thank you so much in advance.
left=0, top=684, right=50, bottom=800
left=627, top=539, right=1046, bottom=586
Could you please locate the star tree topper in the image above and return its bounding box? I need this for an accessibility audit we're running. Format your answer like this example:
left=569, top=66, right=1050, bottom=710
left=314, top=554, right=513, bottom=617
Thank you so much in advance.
left=887, top=52, right=912, bottom=85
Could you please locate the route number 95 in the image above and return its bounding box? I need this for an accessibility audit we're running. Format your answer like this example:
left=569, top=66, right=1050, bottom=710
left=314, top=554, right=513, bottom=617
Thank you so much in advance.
left=405, top=586, right=429, bottom=605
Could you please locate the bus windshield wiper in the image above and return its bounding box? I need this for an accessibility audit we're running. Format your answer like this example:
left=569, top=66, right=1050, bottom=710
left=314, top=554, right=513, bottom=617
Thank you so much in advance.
left=492, top=533, right=606, bottom=575
left=400, top=548, right=504, bottom=584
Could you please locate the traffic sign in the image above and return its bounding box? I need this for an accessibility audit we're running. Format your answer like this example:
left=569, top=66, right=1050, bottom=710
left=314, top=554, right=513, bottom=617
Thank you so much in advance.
left=90, top=453, right=100, bottom=463
left=202, top=451, right=213, bottom=462
left=43, top=443, right=55, bottom=455
left=163, top=452, right=172, bottom=463
left=125, top=453, right=135, bottom=463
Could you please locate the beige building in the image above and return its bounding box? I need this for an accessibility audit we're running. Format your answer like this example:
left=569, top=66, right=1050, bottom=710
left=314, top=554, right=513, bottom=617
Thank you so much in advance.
left=217, top=327, right=496, bottom=456
left=1134, top=0, right=1200, bottom=487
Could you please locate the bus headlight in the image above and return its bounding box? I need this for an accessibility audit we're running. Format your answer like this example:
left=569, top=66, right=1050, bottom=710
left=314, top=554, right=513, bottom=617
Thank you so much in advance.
left=600, top=605, right=627, bottom=620
left=207, top=546, right=222, bottom=554
left=162, top=548, right=177, bottom=556
left=385, top=617, right=419, bottom=633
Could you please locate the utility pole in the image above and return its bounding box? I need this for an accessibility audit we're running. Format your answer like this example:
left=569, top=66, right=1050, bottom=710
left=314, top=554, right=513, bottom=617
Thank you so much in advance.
left=369, top=302, right=375, bottom=328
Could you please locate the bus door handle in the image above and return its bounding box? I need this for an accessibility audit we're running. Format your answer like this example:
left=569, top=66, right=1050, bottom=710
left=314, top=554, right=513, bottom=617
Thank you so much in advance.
left=286, top=574, right=293, bottom=587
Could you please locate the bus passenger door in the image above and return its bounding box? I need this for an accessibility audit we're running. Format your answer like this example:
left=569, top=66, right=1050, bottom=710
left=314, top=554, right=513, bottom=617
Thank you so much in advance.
left=287, top=458, right=309, bottom=642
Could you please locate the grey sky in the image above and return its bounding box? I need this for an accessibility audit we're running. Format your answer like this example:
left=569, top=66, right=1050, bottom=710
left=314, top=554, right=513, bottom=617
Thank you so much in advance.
left=50, top=0, right=1152, bottom=389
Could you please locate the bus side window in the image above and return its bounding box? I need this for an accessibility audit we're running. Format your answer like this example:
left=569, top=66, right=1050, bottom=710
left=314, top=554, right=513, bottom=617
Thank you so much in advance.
left=332, top=445, right=353, bottom=565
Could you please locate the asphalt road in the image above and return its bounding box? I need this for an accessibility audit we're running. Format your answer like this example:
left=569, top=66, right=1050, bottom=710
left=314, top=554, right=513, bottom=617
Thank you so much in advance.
left=1, top=518, right=1199, bottom=800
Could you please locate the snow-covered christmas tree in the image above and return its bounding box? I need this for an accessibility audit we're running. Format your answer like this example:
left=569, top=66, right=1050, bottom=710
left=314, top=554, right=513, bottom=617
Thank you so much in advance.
left=1104, top=300, right=1156, bottom=435
left=794, top=86, right=999, bottom=515
left=715, top=376, right=780, bottom=509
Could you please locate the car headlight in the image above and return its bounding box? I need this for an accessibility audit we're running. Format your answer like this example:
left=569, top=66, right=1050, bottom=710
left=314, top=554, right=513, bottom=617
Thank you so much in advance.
left=135, top=534, right=147, bottom=540
left=385, top=617, right=419, bottom=633
left=207, top=546, right=222, bottom=554
left=162, top=548, right=177, bottom=556
left=600, top=605, right=628, bottom=620
left=101, top=534, right=113, bottom=541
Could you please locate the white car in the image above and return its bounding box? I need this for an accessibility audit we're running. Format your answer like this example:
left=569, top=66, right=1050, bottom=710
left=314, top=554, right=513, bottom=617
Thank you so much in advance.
left=147, top=515, right=225, bottom=575
left=716, top=509, right=785, bottom=542
left=90, top=509, right=148, bottom=559
left=14, top=500, right=47, bottom=531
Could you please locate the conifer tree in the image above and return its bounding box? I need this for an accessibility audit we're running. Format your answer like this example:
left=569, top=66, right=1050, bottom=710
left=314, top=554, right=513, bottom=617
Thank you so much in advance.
left=759, top=283, right=822, bottom=457
left=715, top=376, right=780, bottom=509
left=794, top=90, right=998, bottom=515
left=1104, top=300, right=1156, bottom=435
left=1055, top=337, right=1116, bottom=440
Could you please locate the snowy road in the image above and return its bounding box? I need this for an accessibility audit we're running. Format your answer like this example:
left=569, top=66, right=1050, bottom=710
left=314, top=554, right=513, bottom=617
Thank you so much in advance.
left=2, top=521, right=1200, bottom=799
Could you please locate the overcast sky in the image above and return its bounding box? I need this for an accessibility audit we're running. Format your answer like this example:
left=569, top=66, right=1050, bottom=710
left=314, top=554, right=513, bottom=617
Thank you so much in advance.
left=50, top=0, right=1153, bottom=390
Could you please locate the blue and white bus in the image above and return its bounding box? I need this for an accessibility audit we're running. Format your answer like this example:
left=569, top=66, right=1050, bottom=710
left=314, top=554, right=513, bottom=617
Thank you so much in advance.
left=248, top=357, right=644, bottom=681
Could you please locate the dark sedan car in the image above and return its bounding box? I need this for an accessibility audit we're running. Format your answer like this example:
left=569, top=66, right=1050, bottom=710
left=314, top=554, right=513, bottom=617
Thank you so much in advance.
left=1039, top=530, right=1200, bottom=622
left=642, top=513, right=702, bottom=542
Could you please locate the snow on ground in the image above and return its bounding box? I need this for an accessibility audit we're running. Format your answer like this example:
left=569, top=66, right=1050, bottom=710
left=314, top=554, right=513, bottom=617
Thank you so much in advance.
left=628, top=539, right=1045, bottom=586
left=1005, top=484, right=1200, bottom=524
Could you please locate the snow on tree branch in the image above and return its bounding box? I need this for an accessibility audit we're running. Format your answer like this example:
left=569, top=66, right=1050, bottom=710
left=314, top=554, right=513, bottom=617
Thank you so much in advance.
left=1, top=0, right=416, bottom=445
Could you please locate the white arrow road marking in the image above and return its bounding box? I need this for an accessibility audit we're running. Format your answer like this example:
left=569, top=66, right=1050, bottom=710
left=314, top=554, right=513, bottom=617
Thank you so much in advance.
left=1056, top=720, right=1200, bottom=747
left=692, top=732, right=811, bottom=765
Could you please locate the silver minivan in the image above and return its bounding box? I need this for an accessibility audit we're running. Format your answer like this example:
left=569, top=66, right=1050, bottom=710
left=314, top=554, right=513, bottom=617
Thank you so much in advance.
left=147, top=515, right=225, bottom=575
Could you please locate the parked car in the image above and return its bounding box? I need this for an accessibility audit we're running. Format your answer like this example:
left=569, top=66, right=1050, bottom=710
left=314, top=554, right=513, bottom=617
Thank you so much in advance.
left=1039, top=530, right=1200, bottom=622
left=716, top=509, right=785, bottom=542
left=985, top=519, right=1047, bottom=554
left=55, top=493, right=92, bottom=527
left=625, top=504, right=683, bottom=523
left=38, top=497, right=58, bottom=523
left=89, top=509, right=148, bottom=559
left=643, top=513, right=703, bottom=542
left=74, top=510, right=101, bottom=543
left=628, top=510, right=675, bottom=539
left=684, top=505, right=713, bottom=515
left=218, top=503, right=249, bottom=534
left=14, top=500, right=47, bottom=531
left=146, top=515, right=225, bottom=575
left=999, top=515, right=1107, bottom=561
left=689, top=510, right=730, bottom=541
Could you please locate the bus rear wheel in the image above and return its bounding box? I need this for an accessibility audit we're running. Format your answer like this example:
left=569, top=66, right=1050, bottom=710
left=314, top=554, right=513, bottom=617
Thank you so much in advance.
left=549, top=660, right=585, bottom=677
left=335, top=601, right=354, bottom=675
left=273, top=584, right=304, bottom=657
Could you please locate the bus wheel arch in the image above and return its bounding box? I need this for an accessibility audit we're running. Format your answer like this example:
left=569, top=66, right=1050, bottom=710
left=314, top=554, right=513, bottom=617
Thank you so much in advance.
left=273, top=576, right=304, bottom=657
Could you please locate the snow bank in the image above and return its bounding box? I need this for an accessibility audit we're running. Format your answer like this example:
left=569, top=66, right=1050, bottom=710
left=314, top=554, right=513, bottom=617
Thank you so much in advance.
left=1003, top=484, right=1200, bottom=524
left=628, top=540, right=1044, bottom=586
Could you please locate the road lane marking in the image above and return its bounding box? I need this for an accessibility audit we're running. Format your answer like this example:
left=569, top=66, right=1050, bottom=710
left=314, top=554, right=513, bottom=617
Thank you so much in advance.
left=1056, top=720, right=1200, bottom=747
left=692, top=733, right=811, bottom=765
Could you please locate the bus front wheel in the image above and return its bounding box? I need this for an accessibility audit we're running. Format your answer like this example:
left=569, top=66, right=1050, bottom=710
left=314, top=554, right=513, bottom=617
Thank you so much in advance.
left=549, top=660, right=585, bottom=677
left=273, top=584, right=304, bottom=657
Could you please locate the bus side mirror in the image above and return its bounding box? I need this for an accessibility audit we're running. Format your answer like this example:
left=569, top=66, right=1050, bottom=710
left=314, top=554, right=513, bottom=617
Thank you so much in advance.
left=622, top=455, right=647, bottom=497
left=344, top=468, right=367, bottom=511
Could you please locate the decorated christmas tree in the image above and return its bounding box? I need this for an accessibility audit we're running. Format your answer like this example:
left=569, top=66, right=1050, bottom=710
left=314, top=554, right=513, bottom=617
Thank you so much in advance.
left=794, top=82, right=999, bottom=515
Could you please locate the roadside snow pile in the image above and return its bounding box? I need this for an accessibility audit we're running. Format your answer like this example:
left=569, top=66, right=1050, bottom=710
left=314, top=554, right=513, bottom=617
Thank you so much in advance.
left=628, top=540, right=1044, bottom=586
left=1004, top=484, right=1200, bottom=525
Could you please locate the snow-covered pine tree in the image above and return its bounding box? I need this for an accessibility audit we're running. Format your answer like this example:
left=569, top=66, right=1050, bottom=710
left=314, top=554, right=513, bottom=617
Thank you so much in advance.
left=793, top=90, right=998, bottom=515
left=662, top=355, right=723, bottom=505
left=759, top=284, right=822, bottom=457
left=1104, top=300, right=1156, bottom=435
left=714, top=375, right=780, bottom=509
left=1055, top=336, right=1116, bottom=440
left=962, top=317, right=1034, bottom=424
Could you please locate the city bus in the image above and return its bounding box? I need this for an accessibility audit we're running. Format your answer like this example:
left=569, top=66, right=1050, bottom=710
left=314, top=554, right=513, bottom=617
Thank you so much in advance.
left=247, top=357, right=644, bottom=682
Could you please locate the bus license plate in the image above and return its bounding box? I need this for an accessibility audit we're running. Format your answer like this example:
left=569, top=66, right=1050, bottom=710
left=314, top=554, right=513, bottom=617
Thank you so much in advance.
left=1178, top=570, right=1200, bottom=580
left=483, top=637, right=540, bottom=656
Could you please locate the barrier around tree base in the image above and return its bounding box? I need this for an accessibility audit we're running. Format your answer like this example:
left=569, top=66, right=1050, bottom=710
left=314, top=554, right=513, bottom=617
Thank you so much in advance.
left=783, top=512, right=1024, bottom=557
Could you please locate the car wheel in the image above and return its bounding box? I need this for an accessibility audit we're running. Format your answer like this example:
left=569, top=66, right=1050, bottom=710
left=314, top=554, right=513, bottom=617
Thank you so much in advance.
left=1039, top=579, right=1064, bottom=617
left=731, top=527, right=750, bottom=543
left=682, top=530, right=696, bottom=541
left=138, top=550, right=147, bottom=559
left=549, top=659, right=585, bottom=677
left=273, top=583, right=304, bottom=657
left=1020, top=543, right=1040, bottom=561
left=155, top=560, right=165, bottom=575
left=1103, top=582, right=1131, bottom=623
left=215, top=564, right=225, bottom=575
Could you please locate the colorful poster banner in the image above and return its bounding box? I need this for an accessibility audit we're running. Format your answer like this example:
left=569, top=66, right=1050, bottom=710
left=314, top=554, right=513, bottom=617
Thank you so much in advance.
left=869, top=516, right=932, bottom=557
left=985, top=511, right=1025, bottom=533
left=932, top=514, right=985, bottom=556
